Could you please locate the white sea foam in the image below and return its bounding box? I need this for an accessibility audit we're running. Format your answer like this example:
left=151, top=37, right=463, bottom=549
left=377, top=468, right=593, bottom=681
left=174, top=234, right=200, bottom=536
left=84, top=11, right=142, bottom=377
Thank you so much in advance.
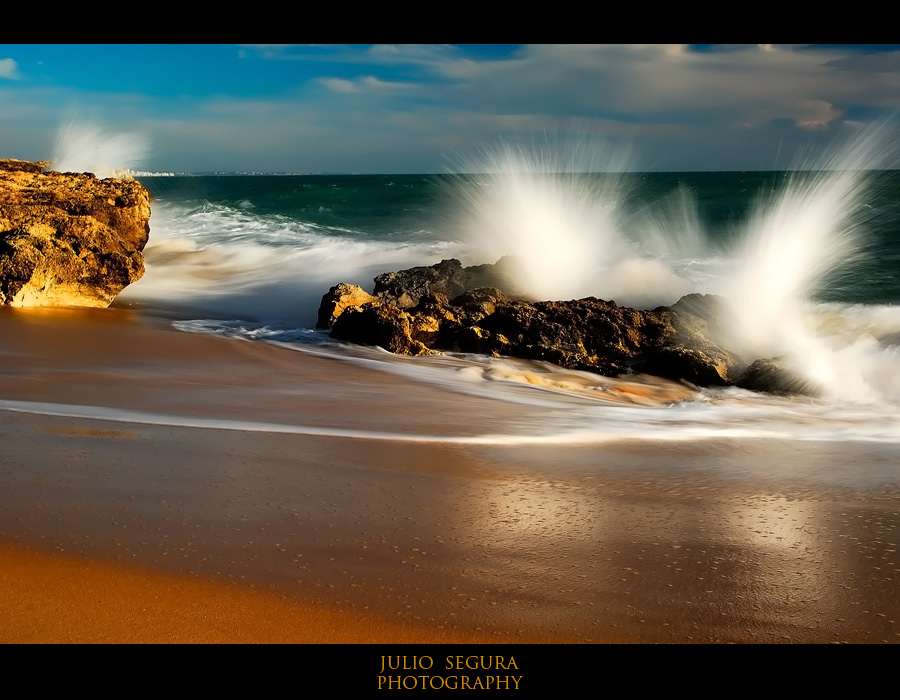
left=119, top=201, right=458, bottom=325
left=3, top=364, right=898, bottom=444
left=154, top=316, right=899, bottom=445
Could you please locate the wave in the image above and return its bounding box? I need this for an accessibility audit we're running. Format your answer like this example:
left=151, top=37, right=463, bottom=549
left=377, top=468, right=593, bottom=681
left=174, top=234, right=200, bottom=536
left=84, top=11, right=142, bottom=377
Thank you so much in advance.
left=118, top=201, right=459, bottom=325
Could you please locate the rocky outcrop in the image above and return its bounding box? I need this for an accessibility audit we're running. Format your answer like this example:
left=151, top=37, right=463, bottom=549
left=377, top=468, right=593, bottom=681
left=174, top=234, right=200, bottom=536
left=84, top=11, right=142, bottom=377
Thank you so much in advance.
left=468, top=296, right=673, bottom=376
left=735, top=358, right=822, bottom=397
left=636, top=293, right=745, bottom=386
left=329, top=287, right=676, bottom=374
left=317, top=282, right=377, bottom=330
left=371, top=257, right=529, bottom=309
left=0, top=158, right=151, bottom=307
left=317, top=260, right=828, bottom=397
left=320, top=262, right=706, bottom=380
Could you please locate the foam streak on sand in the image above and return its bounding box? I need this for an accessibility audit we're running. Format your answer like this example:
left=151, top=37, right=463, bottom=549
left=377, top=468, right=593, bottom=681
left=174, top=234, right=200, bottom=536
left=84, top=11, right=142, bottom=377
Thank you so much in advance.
left=2, top=391, right=899, bottom=445
left=0, top=397, right=586, bottom=445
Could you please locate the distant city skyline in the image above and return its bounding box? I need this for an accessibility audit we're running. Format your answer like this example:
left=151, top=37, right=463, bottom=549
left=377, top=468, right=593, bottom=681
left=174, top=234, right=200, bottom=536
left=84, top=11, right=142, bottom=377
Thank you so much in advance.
left=2, top=44, right=900, bottom=174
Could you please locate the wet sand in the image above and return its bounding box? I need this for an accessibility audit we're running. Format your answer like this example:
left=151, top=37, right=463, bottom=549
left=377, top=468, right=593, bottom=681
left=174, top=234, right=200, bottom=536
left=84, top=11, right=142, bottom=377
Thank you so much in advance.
left=0, top=541, right=541, bottom=643
left=2, top=306, right=899, bottom=644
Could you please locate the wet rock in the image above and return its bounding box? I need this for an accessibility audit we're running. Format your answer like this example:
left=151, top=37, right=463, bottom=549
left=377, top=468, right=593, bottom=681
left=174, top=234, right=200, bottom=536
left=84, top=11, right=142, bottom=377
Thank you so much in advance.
left=881, top=330, right=900, bottom=348
left=327, top=266, right=675, bottom=378
left=736, top=357, right=822, bottom=397
left=638, top=293, right=745, bottom=385
left=316, top=282, right=378, bottom=329
left=318, top=263, right=813, bottom=397
left=474, top=297, right=672, bottom=376
left=372, top=256, right=529, bottom=309
left=461, top=256, right=528, bottom=298
left=330, top=303, right=436, bottom=356
left=373, top=258, right=470, bottom=308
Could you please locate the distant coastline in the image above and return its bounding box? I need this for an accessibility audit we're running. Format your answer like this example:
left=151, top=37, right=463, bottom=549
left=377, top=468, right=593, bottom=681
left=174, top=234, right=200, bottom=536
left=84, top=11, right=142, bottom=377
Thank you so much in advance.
left=129, top=170, right=312, bottom=177
left=128, top=168, right=900, bottom=178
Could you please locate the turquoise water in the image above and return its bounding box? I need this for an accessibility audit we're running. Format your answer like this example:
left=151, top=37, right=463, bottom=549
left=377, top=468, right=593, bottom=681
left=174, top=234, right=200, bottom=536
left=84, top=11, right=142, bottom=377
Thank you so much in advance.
left=137, top=170, right=900, bottom=306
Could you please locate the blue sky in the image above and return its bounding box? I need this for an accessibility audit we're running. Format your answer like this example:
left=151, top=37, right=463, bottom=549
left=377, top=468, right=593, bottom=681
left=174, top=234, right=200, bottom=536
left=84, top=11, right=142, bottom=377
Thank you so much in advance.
left=2, top=44, right=899, bottom=173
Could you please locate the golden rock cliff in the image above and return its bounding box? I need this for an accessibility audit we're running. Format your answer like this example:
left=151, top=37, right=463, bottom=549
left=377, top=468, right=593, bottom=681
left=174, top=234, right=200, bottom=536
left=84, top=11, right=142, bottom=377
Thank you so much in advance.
left=0, top=158, right=150, bottom=307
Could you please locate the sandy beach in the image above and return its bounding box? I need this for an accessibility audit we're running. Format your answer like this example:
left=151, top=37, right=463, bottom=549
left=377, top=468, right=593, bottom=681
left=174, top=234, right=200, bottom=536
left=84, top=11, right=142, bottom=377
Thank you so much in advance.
left=2, top=306, right=899, bottom=645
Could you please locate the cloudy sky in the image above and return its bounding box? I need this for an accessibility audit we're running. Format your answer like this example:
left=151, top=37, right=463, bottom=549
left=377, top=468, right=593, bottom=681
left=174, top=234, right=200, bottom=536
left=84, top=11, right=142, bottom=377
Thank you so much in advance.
left=1, top=44, right=899, bottom=174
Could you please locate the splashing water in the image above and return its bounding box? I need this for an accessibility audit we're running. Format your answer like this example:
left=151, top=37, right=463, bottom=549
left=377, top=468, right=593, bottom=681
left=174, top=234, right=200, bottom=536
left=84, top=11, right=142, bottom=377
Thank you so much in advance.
left=452, top=143, right=700, bottom=306
left=450, top=125, right=900, bottom=404
left=720, top=170, right=864, bottom=390
left=52, top=119, right=149, bottom=179
left=719, top=124, right=898, bottom=402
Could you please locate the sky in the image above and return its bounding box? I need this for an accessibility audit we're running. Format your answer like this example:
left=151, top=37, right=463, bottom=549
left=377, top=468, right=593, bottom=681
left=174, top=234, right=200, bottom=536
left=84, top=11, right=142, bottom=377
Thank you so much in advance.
left=2, top=44, right=900, bottom=174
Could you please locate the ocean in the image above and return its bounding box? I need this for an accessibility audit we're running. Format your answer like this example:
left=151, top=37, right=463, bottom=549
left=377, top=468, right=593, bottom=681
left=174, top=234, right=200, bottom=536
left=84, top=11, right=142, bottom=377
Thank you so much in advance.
left=118, top=165, right=900, bottom=451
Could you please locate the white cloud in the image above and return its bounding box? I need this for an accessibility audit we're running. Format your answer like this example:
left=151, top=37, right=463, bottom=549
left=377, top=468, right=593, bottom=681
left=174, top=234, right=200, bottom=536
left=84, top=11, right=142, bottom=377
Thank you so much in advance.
left=318, top=77, right=357, bottom=94
left=318, top=75, right=413, bottom=94
left=419, top=44, right=900, bottom=131
left=0, top=58, right=22, bottom=80
left=171, top=45, right=900, bottom=171
left=230, top=44, right=900, bottom=136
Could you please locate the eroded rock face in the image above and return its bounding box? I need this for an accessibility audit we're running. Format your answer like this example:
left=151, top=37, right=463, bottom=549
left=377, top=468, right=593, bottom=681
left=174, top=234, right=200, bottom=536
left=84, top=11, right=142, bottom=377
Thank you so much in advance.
left=323, top=263, right=683, bottom=379
left=318, top=260, right=825, bottom=396
left=473, top=297, right=674, bottom=376
left=372, top=257, right=530, bottom=309
left=636, top=293, right=745, bottom=386
left=0, top=159, right=151, bottom=308
left=316, top=282, right=377, bottom=329
left=735, top=358, right=822, bottom=397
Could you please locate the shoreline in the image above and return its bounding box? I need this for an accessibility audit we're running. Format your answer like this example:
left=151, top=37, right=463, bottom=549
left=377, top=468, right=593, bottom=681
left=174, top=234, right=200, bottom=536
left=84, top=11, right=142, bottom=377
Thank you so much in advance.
left=2, top=306, right=899, bottom=644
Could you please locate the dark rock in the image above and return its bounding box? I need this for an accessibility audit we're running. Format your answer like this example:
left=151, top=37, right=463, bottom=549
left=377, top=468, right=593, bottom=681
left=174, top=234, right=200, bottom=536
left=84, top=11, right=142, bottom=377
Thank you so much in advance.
left=316, top=282, right=378, bottom=329
left=462, top=256, right=529, bottom=298
left=667, top=292, right=725, bottom=326
left=881, top=331, right=900, bottom=348
left=638, top=293, right=745, bottom=386
left=0, top=159, right=50, bottom=174
left=475, top=298, right=673, bottom=376
left=317, top=265, right=814, bottom=397
left=373, top=258, right=470, bottom=308
left=635, top=346, right=734, bottom=386
left=330, top=303, right=436, bottom=356
left=372, top=256, right=529, bottom=309
left=736, top=358, right=822, bottom=397
left=448, top=287, right=511, bottom=337
left=328, top=269, right=675, bottom=378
